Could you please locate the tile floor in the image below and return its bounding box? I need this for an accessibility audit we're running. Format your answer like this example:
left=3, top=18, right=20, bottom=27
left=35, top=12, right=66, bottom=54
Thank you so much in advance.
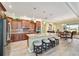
left=26, top=38, right=79, bottom=56
left=5, top=38, right=79, bottom=56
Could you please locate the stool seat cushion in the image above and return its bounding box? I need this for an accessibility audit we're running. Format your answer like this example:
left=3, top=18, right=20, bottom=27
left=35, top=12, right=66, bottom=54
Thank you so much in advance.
left=43, top=39, right=50, bottom=43
left=50, top=38, right=55, bottom=41
left=34, top=41, right=42, bottom=46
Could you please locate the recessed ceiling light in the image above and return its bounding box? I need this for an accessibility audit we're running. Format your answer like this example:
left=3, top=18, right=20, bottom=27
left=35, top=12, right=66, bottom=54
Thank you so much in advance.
left=44, top=17, right=48, bottom=19
left=43, top=11, right=46, bottom=13
left=49, top=14, right=53, bottom=16
left=33, top=7, right=37, bottom=10
left=12, top=13, right=15, bottom=16
left=20, top=16, right=31, bottom=20
left=11, top=13, right=15, bottom=18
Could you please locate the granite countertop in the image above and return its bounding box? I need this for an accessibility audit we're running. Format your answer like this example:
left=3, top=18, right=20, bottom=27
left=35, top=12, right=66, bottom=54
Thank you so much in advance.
left=10, top=32, right=27, bottom=34
left=27, top=33, right=59, bottom=39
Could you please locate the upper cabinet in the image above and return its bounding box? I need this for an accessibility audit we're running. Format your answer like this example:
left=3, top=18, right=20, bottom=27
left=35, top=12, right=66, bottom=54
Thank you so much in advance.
left=0, top=3, right=6, bottom=11
left=10, top=19, right=36, bottom=33
left=36, top=21, right=41, bottom=33
left=11, top=20, right=18, bottom=29
left=7, top=17, right=41, bottom=34
left=0, top=3, right=6, bottom=19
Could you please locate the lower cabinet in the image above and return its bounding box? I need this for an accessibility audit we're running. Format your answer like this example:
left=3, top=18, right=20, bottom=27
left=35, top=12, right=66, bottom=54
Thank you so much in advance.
left=11, top=33, right=29, bottom=42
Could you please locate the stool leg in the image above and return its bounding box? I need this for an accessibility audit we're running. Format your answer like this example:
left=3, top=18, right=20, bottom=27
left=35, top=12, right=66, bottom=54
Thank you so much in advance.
left=36, top=47, right=38, bottom=56
left=56, top=40, right=59, bottom=45
left=41, top=46, right=42, bottom=54
left=48, top=43, right=51, bottom=49
left=58, top=40, right=59, bottom=44
left=53, top=41, right=56, bottom=47
left=36, top=53, right=38, bottom=56
left=45, top=43, right=47, bottom=51
left=33, top=45, right=35, bottom=52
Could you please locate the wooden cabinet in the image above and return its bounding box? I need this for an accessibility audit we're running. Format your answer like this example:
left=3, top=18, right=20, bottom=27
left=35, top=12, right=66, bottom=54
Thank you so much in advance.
left=22, top=20, right=26, bottom=28
left=18, top=21, right=22, bottom=29
left=11, top=34, right=18, bottom=42
left=36, top=21, right=41, bottom=33
left=11, top=21, right=18, bottom=29
left=22, top=20, right=36, bottom=33
left=11, top=33, right=29, bottom=42
left=11, top=20, right=42, bottom=34
left=11, top=20, right=22, bottom=29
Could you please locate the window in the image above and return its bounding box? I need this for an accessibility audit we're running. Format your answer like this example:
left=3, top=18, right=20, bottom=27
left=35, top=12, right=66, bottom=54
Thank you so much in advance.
left=64, top=24, right=79, bottom=31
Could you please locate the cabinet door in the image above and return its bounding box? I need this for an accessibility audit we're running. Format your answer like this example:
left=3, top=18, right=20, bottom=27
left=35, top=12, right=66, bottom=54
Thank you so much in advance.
left=22, top=20, right=26, bottom=28
left=36, top=21, right=41, bottom=32
left=11, top=34, right=19, bottom=42
left=11, top=21, right=18, bottom=29
left=18, top=21, right=22, bottom=29
left=25, top=20, right=30, bottom=28
left=30, top=23, right=35, bottom=33
left=19, top=34, right=23, bottom=40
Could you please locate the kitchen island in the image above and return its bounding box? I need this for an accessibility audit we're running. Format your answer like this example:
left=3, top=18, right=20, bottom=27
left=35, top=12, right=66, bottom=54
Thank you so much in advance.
left=27, top=33, right=59, bottom=53
left=7, top=32, right=59, bottom=55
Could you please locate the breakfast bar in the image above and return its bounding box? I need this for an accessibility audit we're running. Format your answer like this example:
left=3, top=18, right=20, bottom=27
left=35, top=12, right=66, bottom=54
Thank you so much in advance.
left=27, top=33, right=60, bottom=53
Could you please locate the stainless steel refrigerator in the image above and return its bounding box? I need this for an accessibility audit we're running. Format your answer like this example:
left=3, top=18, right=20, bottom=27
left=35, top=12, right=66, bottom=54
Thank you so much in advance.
left=0, top=19, right=8, bottom=56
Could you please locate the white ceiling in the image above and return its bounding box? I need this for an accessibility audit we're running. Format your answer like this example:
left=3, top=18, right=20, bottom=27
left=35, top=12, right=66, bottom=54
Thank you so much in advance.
left=68, top=2, right=79, bottom=16
left=2, top=2, right=79, bottom=22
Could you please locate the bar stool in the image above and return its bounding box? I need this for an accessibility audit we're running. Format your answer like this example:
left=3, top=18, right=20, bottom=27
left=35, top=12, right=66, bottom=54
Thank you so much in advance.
left=48, top=37, right=55, bottom=48
left=33, top=40, right=42, bottom=56
left=42, top=39, right=51, bottom=51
